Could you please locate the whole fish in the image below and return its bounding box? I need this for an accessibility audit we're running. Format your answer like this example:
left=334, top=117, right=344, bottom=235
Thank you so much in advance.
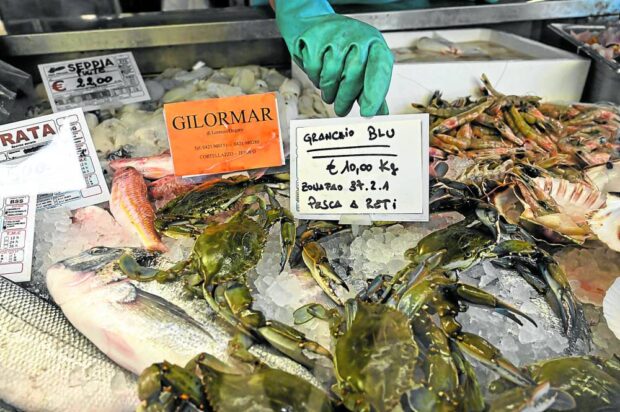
left=109, top=151, right=174, bottom=180
left=110, top=167, right=167, bottom=252
left=46, top=247, right=324, bottom=390
left=0, top=276, right=137, bottom=412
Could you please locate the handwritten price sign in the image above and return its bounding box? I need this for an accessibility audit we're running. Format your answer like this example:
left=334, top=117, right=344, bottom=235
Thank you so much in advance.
left=290, top=115, right=429, bottom=222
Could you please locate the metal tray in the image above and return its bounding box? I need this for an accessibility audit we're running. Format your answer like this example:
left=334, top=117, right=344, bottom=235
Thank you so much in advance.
left=549, top=23, right=620, bottom=104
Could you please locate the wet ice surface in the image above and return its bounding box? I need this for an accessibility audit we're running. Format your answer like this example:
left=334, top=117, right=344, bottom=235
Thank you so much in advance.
left=341, top=212, right=465, bottom=280
left=249, top=225, right=336, bottom=351
left=456, top=262, right=588, bottom=390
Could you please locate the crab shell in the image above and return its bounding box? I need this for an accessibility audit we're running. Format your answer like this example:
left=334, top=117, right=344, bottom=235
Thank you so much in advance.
left=193, top=216, right=267, bottom=285
left=588, top=193, right=620, bottom=252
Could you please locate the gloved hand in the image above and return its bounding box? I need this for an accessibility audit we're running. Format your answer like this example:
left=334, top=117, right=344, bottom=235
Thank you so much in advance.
left=275, top=0, right=394, bottom=117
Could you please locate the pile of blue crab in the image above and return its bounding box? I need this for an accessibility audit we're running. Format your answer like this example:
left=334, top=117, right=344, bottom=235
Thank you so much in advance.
left=2, top=65, right=620, bottom=412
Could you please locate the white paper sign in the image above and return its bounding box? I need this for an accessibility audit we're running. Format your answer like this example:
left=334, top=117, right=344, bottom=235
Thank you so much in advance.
left=0, top=125, right=85, bottom=196
left=290, top=115, right=429, bottom=222
left=0, top=195, right=36, bottom=282
left=0, top=109, right=111, bottom=210
left=38, top=52, right=150, bottom=112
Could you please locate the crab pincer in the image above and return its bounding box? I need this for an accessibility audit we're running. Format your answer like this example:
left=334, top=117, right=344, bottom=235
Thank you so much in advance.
left=301, top=242, right=349, bottom=305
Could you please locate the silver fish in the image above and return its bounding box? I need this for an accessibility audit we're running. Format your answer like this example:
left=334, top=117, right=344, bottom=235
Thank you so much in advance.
left=46, top=247, right=324, bottom=389
left=0, top=276, right=137, bottom=412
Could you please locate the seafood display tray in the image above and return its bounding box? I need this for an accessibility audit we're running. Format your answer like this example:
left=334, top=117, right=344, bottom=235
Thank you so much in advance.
left=293, top=28, right=590, bottom=116
left=549, top=23, right=620, bottom=105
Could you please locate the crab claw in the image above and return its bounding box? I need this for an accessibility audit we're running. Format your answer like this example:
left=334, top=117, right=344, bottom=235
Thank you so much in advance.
left=456, top=332, right=535, bottom=387
left=492, top=241, right=581, bottom=335
left=258, top=319, right=332, bottom=368
left=454, top=283, right=537, bottom=327
left=541, top=261, right=577, bottom=334
left=302, top=241, right=348, bottom=305
left=279, top=216, right=296, bottom=272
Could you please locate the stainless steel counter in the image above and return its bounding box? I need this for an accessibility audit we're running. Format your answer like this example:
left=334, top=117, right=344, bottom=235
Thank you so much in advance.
left=1, top=0, right=618, bottom=77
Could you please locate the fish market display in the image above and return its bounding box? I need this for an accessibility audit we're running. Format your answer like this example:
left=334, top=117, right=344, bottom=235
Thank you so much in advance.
left=4, top=63, right=616, bottom=412
left=46, top=248, right=323, bottom=390
left=571, top=24, right=620, bottom=63
left=0, top=276, right=137, bottom=412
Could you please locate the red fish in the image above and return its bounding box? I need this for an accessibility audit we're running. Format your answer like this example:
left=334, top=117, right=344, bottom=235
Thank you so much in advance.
left=109, top=152, right=174, bottom=180
left=110, top=167, right=167, bottom=252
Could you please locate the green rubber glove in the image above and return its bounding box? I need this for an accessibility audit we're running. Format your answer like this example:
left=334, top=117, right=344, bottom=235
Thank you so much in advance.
left=275, top=0, right=394, bottom=117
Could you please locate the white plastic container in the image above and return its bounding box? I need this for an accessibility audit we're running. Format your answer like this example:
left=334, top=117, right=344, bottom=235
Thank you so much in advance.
left=293, top=28, right=591, bottom=116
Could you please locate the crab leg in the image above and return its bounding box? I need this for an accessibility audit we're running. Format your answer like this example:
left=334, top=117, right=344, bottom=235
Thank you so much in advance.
left=449, top=339, right=486, bottom=412
left=392, top=271, right=536, bottom=390
left=456, top=332, right=535, bottom=387
left=454, top=283, right=537, bottom=327
left=539, top=261, right=577, bottom=334
left=407, top=312, right=468, bottom=411
left=258, top=320, right=332, bottom=367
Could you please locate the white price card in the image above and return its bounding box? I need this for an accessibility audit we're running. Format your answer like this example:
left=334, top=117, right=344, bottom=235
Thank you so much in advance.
left=0, top=109, right=110, bottom=210
left=38, top=52, right=150, bottom=112
left=0, top=195, right=36, bottom=282
left=290, top=114, right=429, bottom=222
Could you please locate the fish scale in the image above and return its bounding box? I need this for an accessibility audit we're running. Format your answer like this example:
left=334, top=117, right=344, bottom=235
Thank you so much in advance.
left=0, top=277, right=137, bottom=412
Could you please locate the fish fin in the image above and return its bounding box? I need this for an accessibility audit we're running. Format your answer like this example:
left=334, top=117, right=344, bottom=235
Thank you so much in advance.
left=134, top=288, right=213, bottom=339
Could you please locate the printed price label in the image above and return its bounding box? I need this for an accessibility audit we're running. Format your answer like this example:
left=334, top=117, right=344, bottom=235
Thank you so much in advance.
left=164, top=93, right=284, bottom=177
left=0, top=195, right=36, bottom=282
left=38, top=52, right=150, bottom=112
left=0, top=109, right=110, bottom=210
left=290, top=115, right=429, bottom=222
